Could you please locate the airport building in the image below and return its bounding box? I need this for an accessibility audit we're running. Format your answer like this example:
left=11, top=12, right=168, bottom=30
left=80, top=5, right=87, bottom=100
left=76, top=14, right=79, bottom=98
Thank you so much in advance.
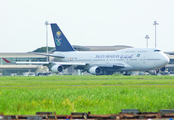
left=0, top=45, right=173, bottom=76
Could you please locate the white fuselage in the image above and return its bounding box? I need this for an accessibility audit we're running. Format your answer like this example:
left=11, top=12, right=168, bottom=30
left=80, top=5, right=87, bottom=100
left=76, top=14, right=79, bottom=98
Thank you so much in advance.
left=52, top=48, right=169, bottom=72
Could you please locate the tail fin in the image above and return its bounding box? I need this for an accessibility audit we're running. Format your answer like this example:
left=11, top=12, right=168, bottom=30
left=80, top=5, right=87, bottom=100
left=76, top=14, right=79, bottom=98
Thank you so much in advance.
left=50, top=23, right=75, bottom=51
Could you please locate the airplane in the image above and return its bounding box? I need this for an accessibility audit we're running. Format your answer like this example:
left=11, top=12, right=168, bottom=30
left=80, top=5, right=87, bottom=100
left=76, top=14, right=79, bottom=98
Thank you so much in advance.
left=3, top=23, right=170, bottom=75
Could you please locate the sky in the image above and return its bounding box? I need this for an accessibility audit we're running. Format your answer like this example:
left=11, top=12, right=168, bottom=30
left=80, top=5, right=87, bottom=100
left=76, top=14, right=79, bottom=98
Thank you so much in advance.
left=0, top=0, right=174, bottom=53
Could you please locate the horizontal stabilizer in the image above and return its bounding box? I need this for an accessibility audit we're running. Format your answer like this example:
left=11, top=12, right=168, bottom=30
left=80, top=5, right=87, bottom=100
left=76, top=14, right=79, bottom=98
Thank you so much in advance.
left=35, top=53, right=65, bottom=58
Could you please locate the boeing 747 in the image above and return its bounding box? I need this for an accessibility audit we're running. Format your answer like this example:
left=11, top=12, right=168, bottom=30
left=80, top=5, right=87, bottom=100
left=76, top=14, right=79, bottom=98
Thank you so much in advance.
left=3, top=23, right=169, bottom=75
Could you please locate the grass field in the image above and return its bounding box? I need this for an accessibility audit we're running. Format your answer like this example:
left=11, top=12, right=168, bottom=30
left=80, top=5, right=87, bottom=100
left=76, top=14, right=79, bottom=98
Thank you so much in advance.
left=0, top=75, right=174, bottom=115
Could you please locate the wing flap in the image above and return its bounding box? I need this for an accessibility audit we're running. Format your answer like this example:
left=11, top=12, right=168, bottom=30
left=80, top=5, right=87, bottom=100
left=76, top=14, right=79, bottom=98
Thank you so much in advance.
left=92, top=63, right=125, bottom=68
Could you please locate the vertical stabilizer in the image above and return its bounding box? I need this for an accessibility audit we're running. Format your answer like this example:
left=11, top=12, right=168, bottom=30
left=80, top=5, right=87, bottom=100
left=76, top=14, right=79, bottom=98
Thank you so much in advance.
left=50, top=23, right=75, bottom=51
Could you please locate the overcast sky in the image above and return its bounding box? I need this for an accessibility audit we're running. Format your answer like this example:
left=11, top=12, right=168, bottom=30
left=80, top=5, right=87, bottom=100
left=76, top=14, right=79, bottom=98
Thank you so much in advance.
left=0, top=0, right=174, bottom=52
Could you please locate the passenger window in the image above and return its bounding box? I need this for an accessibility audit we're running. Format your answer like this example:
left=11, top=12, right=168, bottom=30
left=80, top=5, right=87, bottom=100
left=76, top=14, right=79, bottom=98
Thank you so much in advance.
left=137, top=54, right=140, bottom=57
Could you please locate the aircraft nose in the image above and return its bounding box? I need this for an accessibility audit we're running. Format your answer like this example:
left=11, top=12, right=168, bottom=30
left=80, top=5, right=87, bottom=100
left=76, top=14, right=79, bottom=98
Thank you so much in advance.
left=163, top=55, right=170, bottom=65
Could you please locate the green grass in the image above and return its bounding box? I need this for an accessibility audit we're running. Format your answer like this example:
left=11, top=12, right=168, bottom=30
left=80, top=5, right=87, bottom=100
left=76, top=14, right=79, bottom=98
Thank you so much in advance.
left=0, top=75, right=174, bottom=115
left=0, top=75, right=174, bottom=86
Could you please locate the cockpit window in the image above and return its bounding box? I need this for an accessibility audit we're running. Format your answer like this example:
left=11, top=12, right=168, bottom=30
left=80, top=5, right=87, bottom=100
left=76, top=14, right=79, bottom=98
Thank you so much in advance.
left=137, top=54, right=140, bottom=57
left=154, top=49, right=161, bottom=52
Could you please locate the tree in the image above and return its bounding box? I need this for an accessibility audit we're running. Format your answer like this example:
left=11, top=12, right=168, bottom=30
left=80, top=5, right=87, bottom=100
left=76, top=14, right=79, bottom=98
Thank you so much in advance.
left=32, top=47, right=55, bottom=52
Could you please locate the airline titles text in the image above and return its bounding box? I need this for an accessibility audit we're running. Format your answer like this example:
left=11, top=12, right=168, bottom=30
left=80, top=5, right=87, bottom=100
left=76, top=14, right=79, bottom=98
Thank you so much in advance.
left=95, top=54, right=133, bottom=59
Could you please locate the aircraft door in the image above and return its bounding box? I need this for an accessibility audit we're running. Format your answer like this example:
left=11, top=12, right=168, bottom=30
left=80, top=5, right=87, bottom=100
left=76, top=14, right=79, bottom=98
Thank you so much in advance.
left=133, top=53, right=146, bottom=70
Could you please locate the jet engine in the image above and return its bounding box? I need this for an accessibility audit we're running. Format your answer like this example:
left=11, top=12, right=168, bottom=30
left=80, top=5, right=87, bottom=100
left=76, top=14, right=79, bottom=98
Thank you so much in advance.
left=88, top=66, right=102, bottom=75
left=51, top=65, right=64, bottom=73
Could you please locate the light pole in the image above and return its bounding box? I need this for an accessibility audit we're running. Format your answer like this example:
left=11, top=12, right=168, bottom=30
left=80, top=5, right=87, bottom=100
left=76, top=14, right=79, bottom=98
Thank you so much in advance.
left=145, top=35, right=150, bottom=47
left=153, top=21, right=159, bottom=48
left=45, top=21, right=49, bottom=62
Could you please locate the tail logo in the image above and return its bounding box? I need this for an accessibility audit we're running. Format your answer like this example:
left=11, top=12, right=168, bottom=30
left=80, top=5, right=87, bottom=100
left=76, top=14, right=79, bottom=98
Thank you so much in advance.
left=55, top=31, right=62, bottom=46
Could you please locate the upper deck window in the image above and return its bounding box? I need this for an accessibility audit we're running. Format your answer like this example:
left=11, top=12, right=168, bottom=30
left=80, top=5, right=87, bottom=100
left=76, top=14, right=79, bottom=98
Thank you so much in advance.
left=125, top=51, right=135, bottom=53
left=154, top=49, right=161, bottom=52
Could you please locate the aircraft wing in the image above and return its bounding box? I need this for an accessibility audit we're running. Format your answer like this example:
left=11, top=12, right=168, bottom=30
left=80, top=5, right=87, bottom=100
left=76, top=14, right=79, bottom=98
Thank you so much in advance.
left=3, top=58, right=127, bottom=68
left=50, top=62, right=125, bottom=68
left=3, top=58, right=87, bottom=66
left=50, top=62, right=87, bottom=66
left=16, top=62, right=49, bottom=65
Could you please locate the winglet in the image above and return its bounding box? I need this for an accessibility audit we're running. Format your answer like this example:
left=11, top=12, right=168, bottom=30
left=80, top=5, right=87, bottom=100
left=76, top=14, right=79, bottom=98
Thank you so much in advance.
left=3, top=58, right=11, bottom=63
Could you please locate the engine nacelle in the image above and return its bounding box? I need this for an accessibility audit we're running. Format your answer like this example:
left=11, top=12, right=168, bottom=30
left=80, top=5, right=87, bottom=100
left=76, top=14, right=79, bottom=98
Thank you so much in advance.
left=88, top=66, right=102, bottom=75
left=51, top=65, right=64, bottom=73
left=147, top=70, right=156, bottom=75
